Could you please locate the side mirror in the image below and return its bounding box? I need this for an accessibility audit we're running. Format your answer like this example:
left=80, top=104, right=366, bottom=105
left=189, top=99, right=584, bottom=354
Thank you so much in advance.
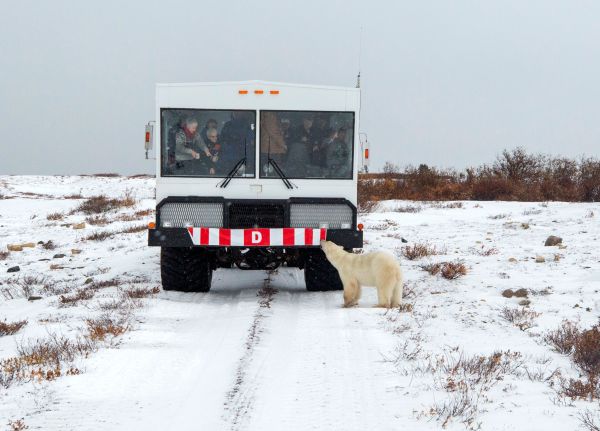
left=144, top=121, right=154, bottom=159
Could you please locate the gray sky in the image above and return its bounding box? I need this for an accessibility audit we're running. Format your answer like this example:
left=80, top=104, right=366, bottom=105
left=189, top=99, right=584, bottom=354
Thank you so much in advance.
left=1, top=0, right=599, bottom=175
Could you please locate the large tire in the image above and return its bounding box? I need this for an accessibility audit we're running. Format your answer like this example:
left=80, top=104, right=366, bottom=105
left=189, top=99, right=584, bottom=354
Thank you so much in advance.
left=161, top=247, right=213, bottom=292
left=304, top=250, right=343, bottom=292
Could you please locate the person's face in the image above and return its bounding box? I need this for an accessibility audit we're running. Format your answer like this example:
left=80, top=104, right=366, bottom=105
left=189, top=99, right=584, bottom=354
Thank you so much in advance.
left=186, top=122, right=198, bottom=134
left=208, top=132, right=218, bottom=143
left=303, top=119, right=313, bottom=129
left=207, top=121, right=217, bottom=129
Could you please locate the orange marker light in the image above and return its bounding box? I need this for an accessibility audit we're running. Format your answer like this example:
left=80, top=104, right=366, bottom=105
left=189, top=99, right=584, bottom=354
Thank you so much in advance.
left=254, top=89, right=264, bottom=94
left=357, top=223, right=364, bottom=231
left=364, top=149, right=369, bottom=159
left=269, top=90, right=280, bottom=95
left=238, top=90, right=248, bottom=94
left=145, top=131, right=150, bottom=143
left=148, top=222, right=156, bottom=229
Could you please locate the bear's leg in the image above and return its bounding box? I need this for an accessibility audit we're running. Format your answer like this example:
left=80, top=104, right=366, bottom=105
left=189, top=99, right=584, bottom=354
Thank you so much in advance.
left=374, top=279, right=395, bottom=308
left=342, top=278, right=360, bottom=308
left=391, top=280, right=403, bottom=308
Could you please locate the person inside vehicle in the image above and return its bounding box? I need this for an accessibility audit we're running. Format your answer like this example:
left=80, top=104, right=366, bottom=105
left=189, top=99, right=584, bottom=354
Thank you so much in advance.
left=205, top=127, right=220, bottom=175
left=260, top=111, right=287, bottom=170
left=326, top=127, right=351, bottom=177
left=175, top=117, right=212, bottom=162
left=220, top=111, right=255, bottom=175
left=201, top=118, right=218, bottom=146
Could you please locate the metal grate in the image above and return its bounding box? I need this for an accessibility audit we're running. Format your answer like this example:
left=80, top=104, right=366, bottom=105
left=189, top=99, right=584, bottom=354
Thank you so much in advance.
left=290, top=203, right=353, bottom=229
left=228, top=203, right=285, bottom=228
left=159, top=202, right=223, bottom=228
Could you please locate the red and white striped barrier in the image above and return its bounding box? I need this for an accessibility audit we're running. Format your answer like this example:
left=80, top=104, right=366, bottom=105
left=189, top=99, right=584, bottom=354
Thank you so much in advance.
left=187, top=227, right=326, bottom=247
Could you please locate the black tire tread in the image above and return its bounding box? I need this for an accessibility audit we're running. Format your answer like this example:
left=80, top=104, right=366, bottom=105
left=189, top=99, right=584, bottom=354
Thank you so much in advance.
left=161, top=247, right=213, bottom=292
left=304, top=250, right=343, bottom=292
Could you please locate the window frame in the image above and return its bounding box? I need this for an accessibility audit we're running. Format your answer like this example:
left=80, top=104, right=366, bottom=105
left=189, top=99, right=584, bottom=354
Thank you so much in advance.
left=258, top=109, right=356, bottom=180
left=160, top=107, right=258, bottom=179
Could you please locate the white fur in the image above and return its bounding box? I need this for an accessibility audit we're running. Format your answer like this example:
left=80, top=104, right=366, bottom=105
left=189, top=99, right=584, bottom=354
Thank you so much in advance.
left=320, top=241, right=404, bottom=308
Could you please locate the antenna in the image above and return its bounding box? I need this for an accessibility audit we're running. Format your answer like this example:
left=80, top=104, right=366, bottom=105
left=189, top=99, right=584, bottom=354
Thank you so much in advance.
left=356, top=26, right=363, bottom=88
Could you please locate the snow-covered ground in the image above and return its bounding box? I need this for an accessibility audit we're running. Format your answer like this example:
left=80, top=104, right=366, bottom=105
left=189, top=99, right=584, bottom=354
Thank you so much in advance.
left=1, top=176, right=599, bottom=430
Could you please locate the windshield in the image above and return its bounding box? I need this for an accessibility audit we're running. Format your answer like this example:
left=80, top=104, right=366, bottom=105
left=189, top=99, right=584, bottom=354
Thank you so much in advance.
left=161, top=109, right=256, bottom=178
left=259, top=111, right=354, bottom=179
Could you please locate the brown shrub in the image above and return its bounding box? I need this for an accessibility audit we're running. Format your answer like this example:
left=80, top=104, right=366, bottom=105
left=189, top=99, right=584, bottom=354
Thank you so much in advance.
left=402, top=243, right=442, bottom=260
left=64, top=193, right=83, bottom=199
left=89, top=278, right=120, bottom=290
left=92, top=173, right=120, bottom=177
left=501, top=307, right=541, bottom=331
left=573, top=325, right=600, bottom=377
left=58, top=289, right=95, bottom=307
left=119, top=224, right=147, bottom=234
left=46, top=212, right=64, bottom=221
left=85, top=215, right=110, bottom=226
left=561, top=378, right=599, bottom=401
left=86, top=315, right=128, bottom=341
left=84, top=231, right=113, bottom=241
left=579, top=409, right=600, bottom=431
left=7, top=419, right=28, bottom=431
left=421, top=262, right=442, bottom=276
left=0, top=251, right=8, bottom=261
left=357, top=149, right=600, bottom=202
left=544, top=320, right=581, bottom=354
left=74, top=190, right=136, bottom=215
left=0, top=319, right=28, bottom=336
left=441, top=262, right=467, bottom=279
left=125, top=286, right=160, bottom=299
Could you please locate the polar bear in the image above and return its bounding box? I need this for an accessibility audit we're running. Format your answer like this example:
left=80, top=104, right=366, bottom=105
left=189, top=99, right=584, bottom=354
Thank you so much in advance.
left=320, top=240, right=403, bottom=308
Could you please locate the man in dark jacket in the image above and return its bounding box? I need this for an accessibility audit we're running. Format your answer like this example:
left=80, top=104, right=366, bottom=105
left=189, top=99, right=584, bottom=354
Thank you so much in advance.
left=219, top=111, right=255, bottom=176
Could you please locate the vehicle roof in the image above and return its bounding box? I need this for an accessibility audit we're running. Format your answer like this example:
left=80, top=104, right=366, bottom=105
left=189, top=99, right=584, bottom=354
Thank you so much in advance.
left=156, top=80, right=359, bottom=92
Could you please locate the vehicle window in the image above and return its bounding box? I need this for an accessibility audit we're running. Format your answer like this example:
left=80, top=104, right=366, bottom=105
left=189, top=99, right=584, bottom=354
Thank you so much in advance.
left=161, top=109, right=256, bottom=178
left=259, top=111, right=354, bottom=179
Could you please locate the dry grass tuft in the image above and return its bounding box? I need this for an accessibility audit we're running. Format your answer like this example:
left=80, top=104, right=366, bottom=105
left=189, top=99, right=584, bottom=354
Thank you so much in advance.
left=544, top=320, right=581, bottom=354
left=84, top=231, right=113, bottom=242
left=58, top=289, right=95, bottom=307
left=46, top=212, right=64, bottom=221
left=125, top=286, right=160, bottom=299
left=1, top=334, right=95, bottom=388
left=85, top=215, right=110, bottom=226
left=0, top=320, right=28, bottom=336
left=476, top=246, right=499, bottom=256
left=441, top=262, right=468, bottom=279
left=7, top=419, right=28, bottom=431
left=580, top=409, right=600, bottom=431
left=85, top=315, right=128, bottom=341
left=74, top=190, right=136, bottom=215
left=119, top=224, right=147, bottom=234
left=64, top=193, right=83, bottom=199
left=402, top=243, right=442, bottom=260
left=573, top=326, right=600, bottom=377
left=0, top=251, right=9, bottom=261
left=501, top=307, right=541, bottom=331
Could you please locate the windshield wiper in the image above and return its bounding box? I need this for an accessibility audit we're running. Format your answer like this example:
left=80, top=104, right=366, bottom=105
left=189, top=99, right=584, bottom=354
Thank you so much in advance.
left=266, top=136, right=296, bottom=189
left=268, top=157, right=296, bottom=189
left=217, top=157, right=246, bottom=188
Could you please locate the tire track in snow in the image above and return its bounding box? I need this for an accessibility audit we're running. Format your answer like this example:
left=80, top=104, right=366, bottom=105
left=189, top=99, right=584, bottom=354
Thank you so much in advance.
left=223, top=269, right=278, bottom=430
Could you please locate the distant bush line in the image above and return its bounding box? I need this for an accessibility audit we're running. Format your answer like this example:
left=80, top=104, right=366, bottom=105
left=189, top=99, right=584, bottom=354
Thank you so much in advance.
left=359, top=148, right=600, bottom=203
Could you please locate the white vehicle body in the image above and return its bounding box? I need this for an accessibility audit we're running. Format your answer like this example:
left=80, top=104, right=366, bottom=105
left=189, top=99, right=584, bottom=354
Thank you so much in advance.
left=154, top=81, right=361, bottom=204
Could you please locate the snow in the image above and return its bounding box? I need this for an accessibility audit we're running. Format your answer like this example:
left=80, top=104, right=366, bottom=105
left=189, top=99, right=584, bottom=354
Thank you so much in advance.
left=1, top=176, right=599, bottom=430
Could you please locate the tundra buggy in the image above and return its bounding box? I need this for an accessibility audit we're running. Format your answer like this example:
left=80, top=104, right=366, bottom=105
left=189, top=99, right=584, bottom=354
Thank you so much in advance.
left=146, top=81, right=363, bottom=292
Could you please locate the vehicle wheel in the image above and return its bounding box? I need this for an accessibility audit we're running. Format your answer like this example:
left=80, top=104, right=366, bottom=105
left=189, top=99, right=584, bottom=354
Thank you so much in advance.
left=304, top=250, right=343, bottom=291
left=161, top=247, right=213, bottom=292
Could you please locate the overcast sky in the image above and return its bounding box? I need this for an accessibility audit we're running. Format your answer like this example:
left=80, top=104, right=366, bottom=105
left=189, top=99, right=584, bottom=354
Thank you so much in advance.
left=1, top=0, right=599, bottom=175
